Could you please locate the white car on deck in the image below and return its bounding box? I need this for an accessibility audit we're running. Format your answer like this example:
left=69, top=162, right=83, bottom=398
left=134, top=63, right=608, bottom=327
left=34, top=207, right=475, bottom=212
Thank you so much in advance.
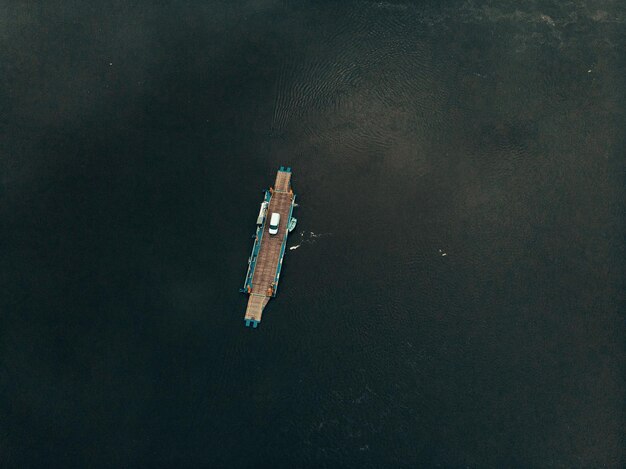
left=268, top=212, right=280, bottom=235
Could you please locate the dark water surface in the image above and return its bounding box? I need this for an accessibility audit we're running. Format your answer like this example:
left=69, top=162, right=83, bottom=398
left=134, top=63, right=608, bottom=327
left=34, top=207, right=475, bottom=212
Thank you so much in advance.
left=2, top=1, right=625, bottom=467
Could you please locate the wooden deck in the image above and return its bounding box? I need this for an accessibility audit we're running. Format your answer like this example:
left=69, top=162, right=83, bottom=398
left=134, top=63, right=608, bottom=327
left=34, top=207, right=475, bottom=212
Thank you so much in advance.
left=244, top=169, right=294, bottom=327
left=274, top=170, right=291, bottom=192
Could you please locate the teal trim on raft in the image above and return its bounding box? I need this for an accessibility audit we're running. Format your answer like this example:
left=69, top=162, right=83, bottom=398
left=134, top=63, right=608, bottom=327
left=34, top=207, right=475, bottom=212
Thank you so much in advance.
left=287, top=194, right=296, bottom=236
left=245, top=319, right=259, bottom=328
left=242, top=190, right=272, bottom=291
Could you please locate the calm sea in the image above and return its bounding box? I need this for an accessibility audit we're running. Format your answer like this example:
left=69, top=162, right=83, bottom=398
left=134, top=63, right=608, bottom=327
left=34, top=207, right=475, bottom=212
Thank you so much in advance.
left=1, top=1, right=624, bottom=467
